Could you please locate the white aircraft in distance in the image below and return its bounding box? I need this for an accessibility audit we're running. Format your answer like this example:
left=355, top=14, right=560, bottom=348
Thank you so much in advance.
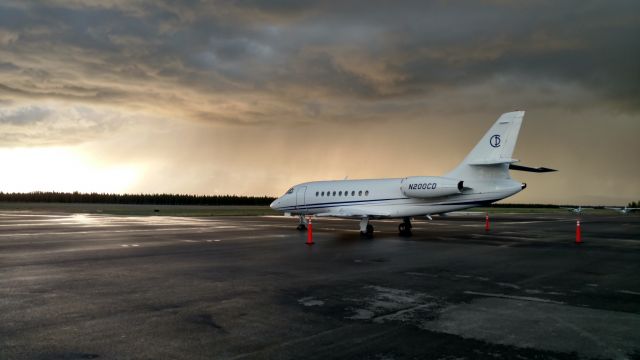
left=270, top=111, right=556, bottom=237
left=605, top=206, right=639, bottom=214
left=562, top=206, right=589, bottom=214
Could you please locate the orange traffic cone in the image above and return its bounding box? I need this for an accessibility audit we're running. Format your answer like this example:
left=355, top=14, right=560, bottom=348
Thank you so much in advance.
left=485, top=213, right=490, bottom=232
left=306, top=217, right=314, bottom=246
left=575, top=220, right=582, bottom=244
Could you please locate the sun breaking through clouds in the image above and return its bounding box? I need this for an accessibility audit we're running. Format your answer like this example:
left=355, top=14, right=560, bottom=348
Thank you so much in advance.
left=0, top=0, right=638, bottom=204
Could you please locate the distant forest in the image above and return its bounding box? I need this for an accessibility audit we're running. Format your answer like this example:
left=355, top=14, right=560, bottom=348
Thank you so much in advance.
left=0, top=192, right=276, bottom=206
left=0, top=191, right=636, bottom=208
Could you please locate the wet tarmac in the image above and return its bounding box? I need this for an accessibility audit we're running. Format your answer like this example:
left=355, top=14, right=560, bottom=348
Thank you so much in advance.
left=1, top=211, right=639, bottom=359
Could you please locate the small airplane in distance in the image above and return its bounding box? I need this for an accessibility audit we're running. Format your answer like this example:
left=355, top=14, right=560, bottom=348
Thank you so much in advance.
left=605, top=206, right=639, bottom=214
left=562, top=206, right=589, bottom=214
left=270, top=111, right=556, bottom=237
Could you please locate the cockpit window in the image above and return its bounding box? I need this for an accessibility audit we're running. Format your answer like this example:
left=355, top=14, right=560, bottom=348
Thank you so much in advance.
left=285, top=188, right=294, bottom=195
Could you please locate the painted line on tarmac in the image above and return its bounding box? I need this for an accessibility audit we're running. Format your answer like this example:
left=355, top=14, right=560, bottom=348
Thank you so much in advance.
left=0, top=226, right=255, bottom=237
left=0, top=213, right=66, bottom=218
left=501, top=219, right=572, bottom=224
left=464, top=291, right=564, bottom=304
left=618, top=290, right=640, bottom=296
left=219, top=234, right=290, bottom=241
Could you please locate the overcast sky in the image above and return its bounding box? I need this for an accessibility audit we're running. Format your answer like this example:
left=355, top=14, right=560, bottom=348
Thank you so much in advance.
left=0, top=0, right=638, bottom=204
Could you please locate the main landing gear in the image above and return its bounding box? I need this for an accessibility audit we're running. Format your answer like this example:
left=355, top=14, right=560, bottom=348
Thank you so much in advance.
left=296, top=215, right=308, bottom=231
left=398, top=217, right=412, bottom=237
left=359, top=217, right=374, bottom=238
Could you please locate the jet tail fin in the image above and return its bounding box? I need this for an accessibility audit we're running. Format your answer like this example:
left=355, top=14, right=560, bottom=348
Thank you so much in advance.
left=446, top=111, right=524, bottom=180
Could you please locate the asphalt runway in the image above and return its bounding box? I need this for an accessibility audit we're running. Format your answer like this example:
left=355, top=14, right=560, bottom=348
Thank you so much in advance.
left=1, top=211, right=639, bottom=360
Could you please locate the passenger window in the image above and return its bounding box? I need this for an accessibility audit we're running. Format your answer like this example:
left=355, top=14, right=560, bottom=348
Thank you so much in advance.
left=332, top=191, right=336, bottom=196
left=321, top=191, right=325, bottom=196
left=339, top=191, right=342, bottom=196
left=351, top=191, right=355, bottom=196
left=365, top=190, right=369, bottom=196
left=345, top=191, right=348, bottom=197
left=358, top=190, right=362, bottom=196
left=316, top=191, right=319, bottom=197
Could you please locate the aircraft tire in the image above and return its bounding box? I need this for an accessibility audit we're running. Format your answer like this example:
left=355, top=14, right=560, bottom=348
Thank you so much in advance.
left=398, top=223, right=412, bottom=237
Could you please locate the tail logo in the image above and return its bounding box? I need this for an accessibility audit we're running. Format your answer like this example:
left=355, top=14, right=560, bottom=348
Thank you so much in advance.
left=489, top=134, right=501, bottom=148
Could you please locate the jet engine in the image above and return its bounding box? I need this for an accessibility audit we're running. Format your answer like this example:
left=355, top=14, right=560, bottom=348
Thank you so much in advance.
left=401, top=176, right=463, bottom=198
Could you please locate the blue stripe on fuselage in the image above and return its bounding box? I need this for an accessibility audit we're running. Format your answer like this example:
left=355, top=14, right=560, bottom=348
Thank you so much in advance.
left=278, top=197, right=498, bottom=211
left=278, top=197, right=407, bottom=211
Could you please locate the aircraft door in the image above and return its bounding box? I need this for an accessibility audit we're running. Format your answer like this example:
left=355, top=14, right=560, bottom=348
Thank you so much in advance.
left=296, top=186, right=307, bottom=209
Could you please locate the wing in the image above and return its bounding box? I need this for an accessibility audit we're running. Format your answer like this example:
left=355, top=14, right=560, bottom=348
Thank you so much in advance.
left=315, top=206, right=392, bottom=218
left=604, top=207, right=639, bottom=211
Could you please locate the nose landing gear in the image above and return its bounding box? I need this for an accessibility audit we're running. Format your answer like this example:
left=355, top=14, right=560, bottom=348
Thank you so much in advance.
left=296, top=215, right=308, bottom=231
left=398, top=217, right=412, bottom=237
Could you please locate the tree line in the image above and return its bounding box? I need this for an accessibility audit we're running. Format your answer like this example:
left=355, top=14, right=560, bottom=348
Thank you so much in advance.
left=0, top=191, right=636, bottom=208
left=0, top=192, right=276, bottom=206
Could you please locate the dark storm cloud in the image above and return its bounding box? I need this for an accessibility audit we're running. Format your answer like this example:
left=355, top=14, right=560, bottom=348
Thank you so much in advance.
left=0, top=0, right=639, bottom=125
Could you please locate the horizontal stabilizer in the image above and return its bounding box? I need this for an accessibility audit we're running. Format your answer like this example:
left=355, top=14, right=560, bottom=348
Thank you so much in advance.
left=509, top=164, right=557, bottom=173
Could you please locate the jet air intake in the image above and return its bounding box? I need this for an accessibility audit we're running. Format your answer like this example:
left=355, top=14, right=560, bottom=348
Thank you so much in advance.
left=401, top=176, right=463, bottom=198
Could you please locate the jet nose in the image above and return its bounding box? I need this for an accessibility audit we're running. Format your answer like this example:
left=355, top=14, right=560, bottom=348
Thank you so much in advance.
left=270, top=199, right=279, bottom=210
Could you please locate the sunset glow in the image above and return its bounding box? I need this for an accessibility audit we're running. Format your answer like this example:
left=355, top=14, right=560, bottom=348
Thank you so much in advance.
left=0, top=147, right=141, bottom=193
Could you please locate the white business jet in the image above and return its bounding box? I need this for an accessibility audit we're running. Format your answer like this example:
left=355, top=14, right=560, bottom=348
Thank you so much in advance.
left=270, top=111, right=555, bottom=237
